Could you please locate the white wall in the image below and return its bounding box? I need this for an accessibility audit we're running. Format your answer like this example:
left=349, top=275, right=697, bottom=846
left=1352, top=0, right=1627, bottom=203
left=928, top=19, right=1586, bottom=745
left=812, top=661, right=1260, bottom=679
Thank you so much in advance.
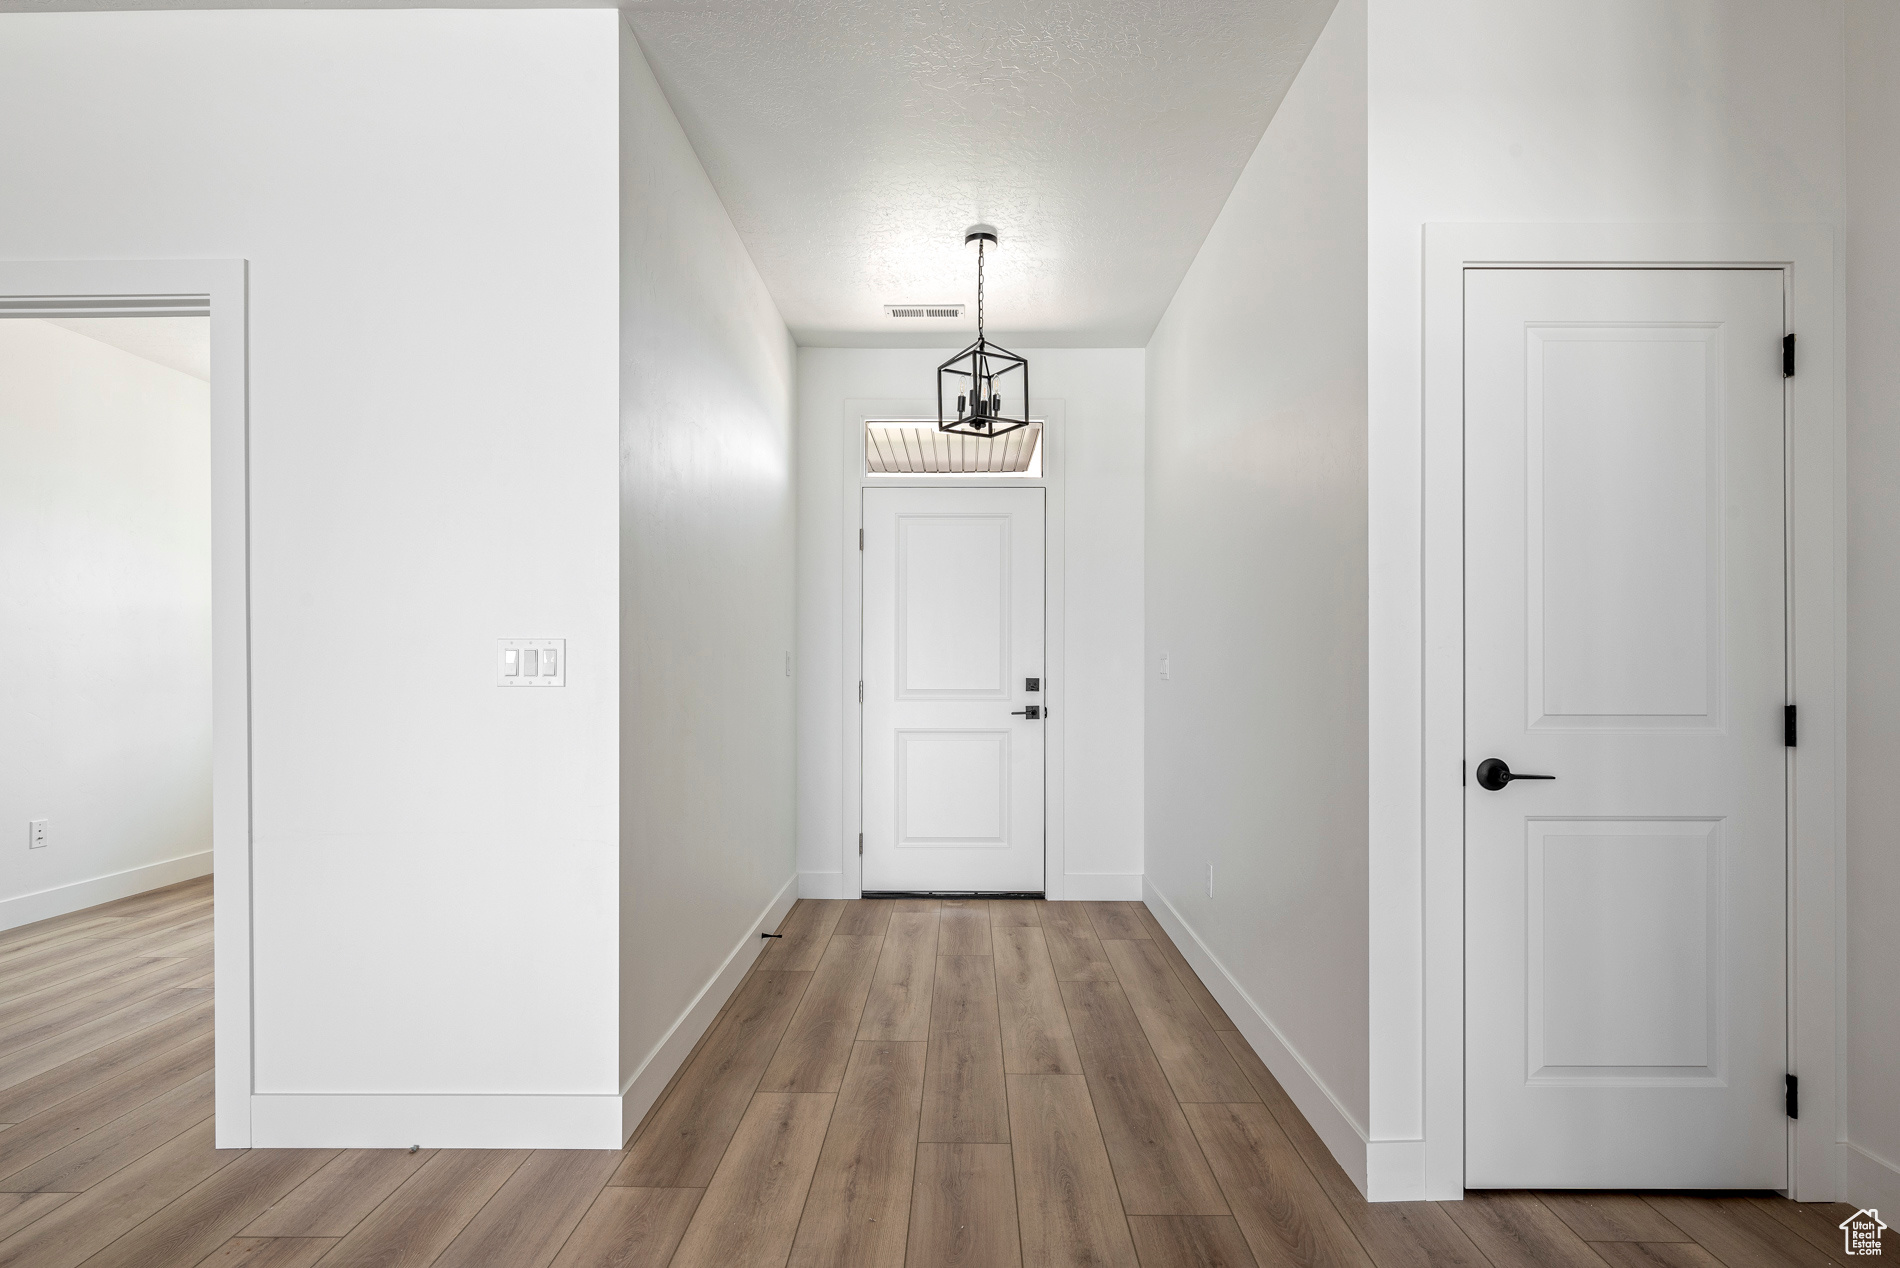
left=617, top=23, right=799, bottom=1132
left=0, top=10, right=625, bottom=1145
left=0, top=320, right=212, bottom=927
left=1844, top=0, right=1900, bottom=1214
left=1366, top=0, right=1846, bottom=1196
left=796, top=347, right=1145, bottom=898
left=1142, top=0, right=1371, bottom=1180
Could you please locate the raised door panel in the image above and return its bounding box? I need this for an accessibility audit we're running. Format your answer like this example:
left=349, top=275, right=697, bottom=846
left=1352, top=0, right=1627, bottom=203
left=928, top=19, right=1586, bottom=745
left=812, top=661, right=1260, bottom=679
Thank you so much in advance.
left=898, top=731, right=1011, bottom=847
left=1527, top=819, right=1724, bottom=1083
left=899, top=515, right=1011, bottom=699
left=1528, top=325, right=1725, bottom=729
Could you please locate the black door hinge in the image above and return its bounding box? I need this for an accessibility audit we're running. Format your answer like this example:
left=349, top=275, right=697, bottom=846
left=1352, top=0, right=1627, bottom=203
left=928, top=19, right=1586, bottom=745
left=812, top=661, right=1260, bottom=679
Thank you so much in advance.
left=1785, top=704, right=1798, bottom=748
left=1783, top=333, right=1796, bottom=378
left=859, top=832, right=863, bottom=856
left=859, top=529, right=864, bottom=550
left=1786, top=1073, right=1799, bottom=1119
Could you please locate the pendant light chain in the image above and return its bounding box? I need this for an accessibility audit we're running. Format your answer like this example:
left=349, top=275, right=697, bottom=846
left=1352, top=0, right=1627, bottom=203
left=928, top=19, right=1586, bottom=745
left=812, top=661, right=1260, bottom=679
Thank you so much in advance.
left=976, top=239, right=986, bottom=341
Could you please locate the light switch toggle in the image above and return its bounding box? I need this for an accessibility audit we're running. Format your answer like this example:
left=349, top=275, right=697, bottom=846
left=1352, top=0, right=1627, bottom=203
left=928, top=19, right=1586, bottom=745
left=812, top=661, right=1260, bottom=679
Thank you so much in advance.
left=497, top=639, right=565, bottom=687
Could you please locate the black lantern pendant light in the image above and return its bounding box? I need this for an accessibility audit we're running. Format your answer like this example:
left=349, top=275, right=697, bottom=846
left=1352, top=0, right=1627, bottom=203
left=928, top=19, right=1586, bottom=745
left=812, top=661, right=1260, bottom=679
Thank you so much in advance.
left=938, top=225, right=1030, bottom=438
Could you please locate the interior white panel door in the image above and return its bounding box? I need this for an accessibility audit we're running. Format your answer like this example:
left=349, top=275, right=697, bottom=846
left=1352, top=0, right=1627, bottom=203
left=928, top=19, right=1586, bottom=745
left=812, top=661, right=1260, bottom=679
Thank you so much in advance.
left=863, top=486, right=1044, bottom=892
left=1465, top=268, right=1788, bottom=1189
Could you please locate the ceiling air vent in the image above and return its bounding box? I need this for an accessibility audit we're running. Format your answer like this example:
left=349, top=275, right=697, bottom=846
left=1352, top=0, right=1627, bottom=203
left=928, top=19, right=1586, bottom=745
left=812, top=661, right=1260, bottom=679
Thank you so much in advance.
left=884, top=304, right=965, bottom=319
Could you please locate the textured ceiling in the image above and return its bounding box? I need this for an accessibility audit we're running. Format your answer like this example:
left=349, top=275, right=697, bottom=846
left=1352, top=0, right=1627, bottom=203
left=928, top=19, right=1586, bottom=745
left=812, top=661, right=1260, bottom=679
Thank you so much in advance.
left=0, top=0, right=1333, bottom=347
left=626, top=0, right=1335, bottom=347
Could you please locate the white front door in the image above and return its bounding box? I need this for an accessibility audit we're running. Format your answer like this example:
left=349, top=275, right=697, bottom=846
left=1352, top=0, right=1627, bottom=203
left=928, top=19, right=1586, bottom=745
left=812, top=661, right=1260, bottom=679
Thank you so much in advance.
left=1464, top=267, right=1788, bottom=1189
left=862, top=486, right=1045, bottom=893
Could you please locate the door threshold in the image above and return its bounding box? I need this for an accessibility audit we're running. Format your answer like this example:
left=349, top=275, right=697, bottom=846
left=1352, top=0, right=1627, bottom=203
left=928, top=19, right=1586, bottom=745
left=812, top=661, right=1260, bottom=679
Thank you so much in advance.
left=860, top=890, right=1045, bottom=900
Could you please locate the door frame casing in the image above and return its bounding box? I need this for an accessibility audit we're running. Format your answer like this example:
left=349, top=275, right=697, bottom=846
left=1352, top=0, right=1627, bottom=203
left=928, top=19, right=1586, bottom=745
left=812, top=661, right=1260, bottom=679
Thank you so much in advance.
left=839, top=398, right=1067, bottom=899
left=1419, top=225, right=1841, bottom=1201
left=0, top=258, right=253, bottom=1147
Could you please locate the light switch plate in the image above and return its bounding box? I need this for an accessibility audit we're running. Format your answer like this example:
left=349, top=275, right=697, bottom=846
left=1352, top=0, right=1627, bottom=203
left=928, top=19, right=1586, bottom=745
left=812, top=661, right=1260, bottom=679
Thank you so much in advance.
left=498, top=639, right=564, bottom=687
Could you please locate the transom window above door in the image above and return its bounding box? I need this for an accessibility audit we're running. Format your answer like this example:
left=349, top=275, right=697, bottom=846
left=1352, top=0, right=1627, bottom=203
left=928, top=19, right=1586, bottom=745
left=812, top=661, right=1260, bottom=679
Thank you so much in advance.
left=864, top=419, right=1042, bottom=476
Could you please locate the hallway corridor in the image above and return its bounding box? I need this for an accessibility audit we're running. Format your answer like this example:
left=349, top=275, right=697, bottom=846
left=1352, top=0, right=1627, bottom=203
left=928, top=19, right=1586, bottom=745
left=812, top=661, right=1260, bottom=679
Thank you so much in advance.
left=0, top=889, right=1860, bottom=1266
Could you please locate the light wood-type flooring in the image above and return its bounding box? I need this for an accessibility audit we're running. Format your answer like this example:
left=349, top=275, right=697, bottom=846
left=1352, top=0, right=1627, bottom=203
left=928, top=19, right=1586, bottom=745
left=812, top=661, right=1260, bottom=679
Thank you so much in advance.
left=0, top=880, right=1866, bottom=1266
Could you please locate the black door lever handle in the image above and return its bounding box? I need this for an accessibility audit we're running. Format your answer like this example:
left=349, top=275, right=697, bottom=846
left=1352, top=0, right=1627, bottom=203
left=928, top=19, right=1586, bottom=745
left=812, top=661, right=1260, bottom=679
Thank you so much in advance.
left=1011, top=706, right=1042, bottom=720
left=1475, top=757, right=1555, bottom=791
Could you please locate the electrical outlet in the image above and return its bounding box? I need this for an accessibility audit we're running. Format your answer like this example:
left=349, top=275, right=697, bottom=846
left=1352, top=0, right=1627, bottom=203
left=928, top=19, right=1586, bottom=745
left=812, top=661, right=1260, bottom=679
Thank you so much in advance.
left=1207, top=861, right=1213, bottom=898
left=28, top=820, right=47, bottom=850
left=1160, top=652, right=1171, bottom=680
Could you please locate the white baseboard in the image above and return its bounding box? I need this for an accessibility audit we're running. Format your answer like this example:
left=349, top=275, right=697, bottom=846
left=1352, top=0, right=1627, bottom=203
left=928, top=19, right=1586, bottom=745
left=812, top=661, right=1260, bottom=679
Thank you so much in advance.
left=0, top=851, right=212, bottom=933
left=251, top=1093, right=623, bottom=1150
left=1142, top=879, right=1373, bottom=1195
left=799, top=870, right=848, bottom=899
left=1061, top=872, right=1144, bottom=901
left=1840, top=1140, right=1900, bottom=1217
left=618, top=872, right=799, bottom=1143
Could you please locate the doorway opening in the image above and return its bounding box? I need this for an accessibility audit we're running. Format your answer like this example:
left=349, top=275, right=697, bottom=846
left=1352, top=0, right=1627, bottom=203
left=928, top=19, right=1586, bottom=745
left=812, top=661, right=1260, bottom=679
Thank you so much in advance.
left=846, top=401, right=1069, bottom=900
left=0, top=261, right=251, bottom=1147
left=0, top=309, right=213, bottom=928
